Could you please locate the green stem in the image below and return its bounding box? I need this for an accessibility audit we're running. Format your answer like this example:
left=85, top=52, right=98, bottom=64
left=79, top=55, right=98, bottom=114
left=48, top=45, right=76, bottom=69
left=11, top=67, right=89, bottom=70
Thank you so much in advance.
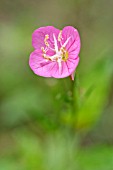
left=71, top=73, right=79, bottom=130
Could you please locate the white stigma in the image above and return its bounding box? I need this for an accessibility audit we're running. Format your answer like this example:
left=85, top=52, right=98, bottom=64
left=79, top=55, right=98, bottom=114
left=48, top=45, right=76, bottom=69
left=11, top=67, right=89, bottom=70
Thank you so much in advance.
left=62, top=37, right=71, bottom=48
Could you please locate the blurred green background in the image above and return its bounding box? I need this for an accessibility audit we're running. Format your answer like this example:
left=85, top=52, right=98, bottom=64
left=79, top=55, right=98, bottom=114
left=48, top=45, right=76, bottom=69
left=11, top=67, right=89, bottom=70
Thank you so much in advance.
left=0, top=0, right=113, bottom=169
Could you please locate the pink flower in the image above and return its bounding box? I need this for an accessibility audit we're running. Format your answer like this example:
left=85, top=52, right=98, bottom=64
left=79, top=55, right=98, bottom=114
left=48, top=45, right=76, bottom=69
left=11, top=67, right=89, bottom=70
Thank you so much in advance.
left=29, top=26, right=81, bottom=80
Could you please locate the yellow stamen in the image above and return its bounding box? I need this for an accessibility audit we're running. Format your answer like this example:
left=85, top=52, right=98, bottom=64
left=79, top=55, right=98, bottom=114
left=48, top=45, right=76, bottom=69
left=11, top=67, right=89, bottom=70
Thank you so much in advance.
left=60, top=47, right=68, bottom=61
left=41, top=47, right=46, bottom=53
left=44, top=34, right=49, bottom=47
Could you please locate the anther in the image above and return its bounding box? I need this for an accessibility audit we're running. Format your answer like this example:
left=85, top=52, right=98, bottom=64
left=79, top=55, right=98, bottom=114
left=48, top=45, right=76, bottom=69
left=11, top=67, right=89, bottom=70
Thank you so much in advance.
left=41, top=47, right=46, bottom=53
left=44, top=34, right=49, bottom=47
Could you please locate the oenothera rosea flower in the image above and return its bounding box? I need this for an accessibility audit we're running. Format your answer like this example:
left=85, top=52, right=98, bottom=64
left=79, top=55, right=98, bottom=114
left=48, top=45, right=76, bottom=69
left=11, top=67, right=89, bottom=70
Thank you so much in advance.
left=29, top=26, right=81, bottom=80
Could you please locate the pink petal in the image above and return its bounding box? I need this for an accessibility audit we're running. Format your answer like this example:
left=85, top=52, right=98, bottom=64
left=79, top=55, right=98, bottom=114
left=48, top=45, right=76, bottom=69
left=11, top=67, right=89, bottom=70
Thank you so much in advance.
left=52, top=62, right=69, bottom=78
left=29, top=49, right=55, bottom=77
left=67, top=57, right=80, bottom=74
left=32, top=26, right=60, bottom=50
left=52, top=57, right=79, bottom=79
left=62, top=26, right=81, bottom=59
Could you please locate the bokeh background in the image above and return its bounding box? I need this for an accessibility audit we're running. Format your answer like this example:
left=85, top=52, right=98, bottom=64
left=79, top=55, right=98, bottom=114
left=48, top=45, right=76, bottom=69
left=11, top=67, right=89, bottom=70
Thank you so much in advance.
left=0, top=0, right=113, bottom=169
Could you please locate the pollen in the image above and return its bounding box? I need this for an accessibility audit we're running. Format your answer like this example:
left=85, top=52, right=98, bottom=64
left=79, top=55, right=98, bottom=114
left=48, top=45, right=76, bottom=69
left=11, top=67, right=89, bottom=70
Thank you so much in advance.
left=44, top=34, right=49, bottom=47
left=60, top=47, right=68, bottom=61
left=41, top=47, right=46, bottom=53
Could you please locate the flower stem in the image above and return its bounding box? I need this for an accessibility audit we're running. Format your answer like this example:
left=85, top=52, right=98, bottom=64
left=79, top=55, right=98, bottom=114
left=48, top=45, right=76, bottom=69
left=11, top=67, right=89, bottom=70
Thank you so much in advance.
left=71, top=73, right=79, bottom=130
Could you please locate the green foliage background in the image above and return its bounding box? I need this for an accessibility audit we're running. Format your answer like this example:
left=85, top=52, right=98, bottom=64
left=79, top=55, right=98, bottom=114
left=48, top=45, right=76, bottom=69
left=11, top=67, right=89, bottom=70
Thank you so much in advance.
left=0, top=0, right=113, bottom=169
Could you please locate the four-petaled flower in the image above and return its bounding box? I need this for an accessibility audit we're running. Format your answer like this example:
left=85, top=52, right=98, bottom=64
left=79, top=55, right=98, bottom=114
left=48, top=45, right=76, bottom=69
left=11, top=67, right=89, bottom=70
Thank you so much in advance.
left=29, top=26, right=81, bottom=80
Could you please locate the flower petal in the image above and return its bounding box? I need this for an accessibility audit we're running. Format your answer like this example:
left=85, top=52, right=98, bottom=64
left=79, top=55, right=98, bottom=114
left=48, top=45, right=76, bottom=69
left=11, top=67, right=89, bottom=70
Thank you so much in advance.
left=67, top=57, right=80, bottom=74
left=52, top=62, right=68, bottom=78
left=62, top=26, right=81, bottom=59
left=29, top=49, right=56, bottom=77
left=32, top=26, right=60, bottom=50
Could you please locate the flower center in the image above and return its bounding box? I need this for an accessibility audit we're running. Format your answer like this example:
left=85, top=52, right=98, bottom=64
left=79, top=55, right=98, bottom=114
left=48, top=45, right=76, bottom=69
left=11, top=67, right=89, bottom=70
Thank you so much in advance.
left=41, top=32, right=70, bottom=74
left=60, top=47, right=68, bottom=61
left=41, top=33, right=70, bottom=62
